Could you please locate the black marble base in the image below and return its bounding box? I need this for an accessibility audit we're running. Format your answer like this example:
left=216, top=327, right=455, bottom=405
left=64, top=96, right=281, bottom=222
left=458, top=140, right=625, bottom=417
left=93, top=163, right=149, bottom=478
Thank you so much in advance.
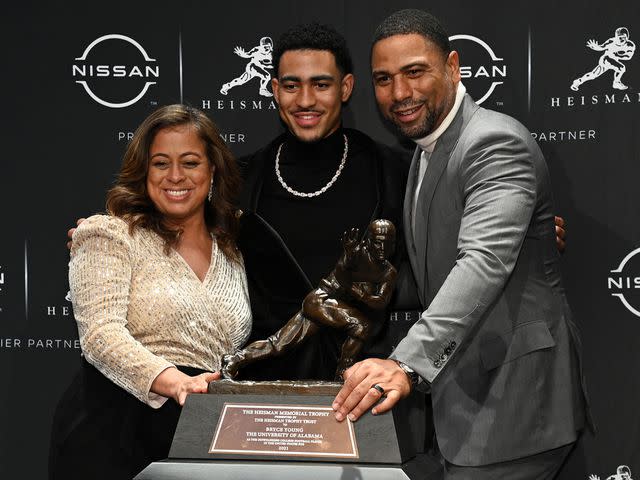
left=170, top=391, right=413, bottom=464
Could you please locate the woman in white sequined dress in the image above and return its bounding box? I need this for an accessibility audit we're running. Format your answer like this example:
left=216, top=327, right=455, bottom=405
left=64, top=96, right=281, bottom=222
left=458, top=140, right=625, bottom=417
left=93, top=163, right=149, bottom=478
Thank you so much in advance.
left=49, top=105, right=252, bottom=480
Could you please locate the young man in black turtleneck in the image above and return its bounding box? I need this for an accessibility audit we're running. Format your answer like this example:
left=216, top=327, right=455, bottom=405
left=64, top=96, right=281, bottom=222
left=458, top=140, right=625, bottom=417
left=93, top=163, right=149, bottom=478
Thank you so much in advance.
left=236, top=23, right=415, bottom=382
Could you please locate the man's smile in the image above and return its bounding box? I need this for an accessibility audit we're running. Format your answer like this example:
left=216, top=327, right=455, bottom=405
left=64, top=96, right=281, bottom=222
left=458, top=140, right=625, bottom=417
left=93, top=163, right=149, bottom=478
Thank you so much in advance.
left=292, top=110, right=323, bottom=127
left=392, top=103, right=425, bottom=123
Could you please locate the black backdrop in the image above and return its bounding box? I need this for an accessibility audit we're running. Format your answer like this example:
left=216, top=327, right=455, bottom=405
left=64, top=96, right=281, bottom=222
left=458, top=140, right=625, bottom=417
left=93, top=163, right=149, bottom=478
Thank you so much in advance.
left=1, top=1, right=639, bottom=478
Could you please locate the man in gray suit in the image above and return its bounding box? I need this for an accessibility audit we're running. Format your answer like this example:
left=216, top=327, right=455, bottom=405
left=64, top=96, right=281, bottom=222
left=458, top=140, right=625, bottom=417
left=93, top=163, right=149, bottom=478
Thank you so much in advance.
left=332, top=9, right=590, bottom=479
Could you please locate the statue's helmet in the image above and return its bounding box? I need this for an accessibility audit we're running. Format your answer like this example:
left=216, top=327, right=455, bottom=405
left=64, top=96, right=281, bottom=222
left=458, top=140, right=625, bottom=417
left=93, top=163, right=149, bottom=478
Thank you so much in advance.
left=615, top=27, right=629, bottom=40
left=617, top=465, right=631, bottom=478
left=367, top=220, right=396, bottom=260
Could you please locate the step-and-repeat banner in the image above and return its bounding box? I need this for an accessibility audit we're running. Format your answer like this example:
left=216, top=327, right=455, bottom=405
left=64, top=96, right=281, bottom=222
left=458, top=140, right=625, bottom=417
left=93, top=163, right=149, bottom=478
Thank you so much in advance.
left=2, top=1, right=639, bottom=477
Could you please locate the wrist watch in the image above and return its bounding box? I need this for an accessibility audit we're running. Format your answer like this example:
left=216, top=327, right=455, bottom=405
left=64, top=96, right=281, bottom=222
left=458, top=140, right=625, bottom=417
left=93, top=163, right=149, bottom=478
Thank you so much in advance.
left=395, top=360, right=421, bottom=387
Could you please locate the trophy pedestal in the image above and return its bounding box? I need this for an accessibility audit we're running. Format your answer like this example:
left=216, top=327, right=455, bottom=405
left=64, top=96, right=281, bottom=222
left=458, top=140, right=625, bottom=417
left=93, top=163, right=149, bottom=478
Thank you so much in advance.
left=135, top=381, right=432, bottom=479
left=135, top=456, right=442, bottom=479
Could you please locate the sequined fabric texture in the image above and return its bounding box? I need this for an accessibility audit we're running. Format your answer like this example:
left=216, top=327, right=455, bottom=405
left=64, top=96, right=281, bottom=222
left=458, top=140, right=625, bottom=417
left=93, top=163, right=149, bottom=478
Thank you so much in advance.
left=69, top=215, right=252, bottom=407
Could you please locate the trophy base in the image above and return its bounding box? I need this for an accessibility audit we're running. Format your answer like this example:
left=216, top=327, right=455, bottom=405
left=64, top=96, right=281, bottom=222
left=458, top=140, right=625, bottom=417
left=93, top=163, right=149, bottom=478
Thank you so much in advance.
left=135, top=454, right=442, bottom=480
left=138, top=380, right=427, bottom=479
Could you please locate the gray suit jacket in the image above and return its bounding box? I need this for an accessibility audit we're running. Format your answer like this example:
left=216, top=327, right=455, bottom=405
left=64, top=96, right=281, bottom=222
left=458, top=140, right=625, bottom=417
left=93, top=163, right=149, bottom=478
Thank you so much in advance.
left=390, top=94, right=589, bottom=466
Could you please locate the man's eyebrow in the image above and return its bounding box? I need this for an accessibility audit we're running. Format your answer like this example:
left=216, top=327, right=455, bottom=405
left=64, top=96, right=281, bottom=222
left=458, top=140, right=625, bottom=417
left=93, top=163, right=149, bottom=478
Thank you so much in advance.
left=280, top=75, right=301, bottom=82
left=310, top=75, right=335, bottom=82
left=279, top=74, right=336, bottom=82
left=400, top=62, right=430, bottom=71
left=372, top=62, right=430, bottom=76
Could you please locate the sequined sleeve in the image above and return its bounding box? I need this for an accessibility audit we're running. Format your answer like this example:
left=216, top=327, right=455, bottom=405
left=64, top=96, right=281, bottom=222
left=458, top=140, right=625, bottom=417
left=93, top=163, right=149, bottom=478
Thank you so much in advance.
left=69, top=215, right=174, bottom=407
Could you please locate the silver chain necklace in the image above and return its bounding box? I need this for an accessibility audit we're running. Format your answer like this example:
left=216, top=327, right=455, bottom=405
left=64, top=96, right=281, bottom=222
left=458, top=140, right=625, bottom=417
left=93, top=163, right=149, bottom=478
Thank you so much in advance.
left=275, top=134, right=348, bottom=198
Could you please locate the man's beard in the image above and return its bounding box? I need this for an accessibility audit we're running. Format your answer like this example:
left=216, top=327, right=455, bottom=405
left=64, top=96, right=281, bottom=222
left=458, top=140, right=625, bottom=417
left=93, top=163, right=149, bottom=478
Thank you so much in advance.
left=388, top=99, right=441, bottom=140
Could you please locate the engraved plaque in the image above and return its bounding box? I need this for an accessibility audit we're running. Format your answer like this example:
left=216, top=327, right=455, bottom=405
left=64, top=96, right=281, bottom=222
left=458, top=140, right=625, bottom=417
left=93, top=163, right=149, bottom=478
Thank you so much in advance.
left=209, top=403, right=359, bottom=458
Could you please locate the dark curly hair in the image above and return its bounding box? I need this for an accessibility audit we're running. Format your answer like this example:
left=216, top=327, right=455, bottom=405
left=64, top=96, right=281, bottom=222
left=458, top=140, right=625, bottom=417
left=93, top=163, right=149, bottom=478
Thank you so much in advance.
left=373, top=9, right=451, bottom=58
left=273, top=22, right=353, bottom=77
left=106, top=104, right=241, bottom=262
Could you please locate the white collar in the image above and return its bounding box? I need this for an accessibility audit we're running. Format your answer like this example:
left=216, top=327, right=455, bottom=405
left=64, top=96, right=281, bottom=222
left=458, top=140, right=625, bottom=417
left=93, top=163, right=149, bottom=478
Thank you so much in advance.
left=414, top=82, right=466, bottom=154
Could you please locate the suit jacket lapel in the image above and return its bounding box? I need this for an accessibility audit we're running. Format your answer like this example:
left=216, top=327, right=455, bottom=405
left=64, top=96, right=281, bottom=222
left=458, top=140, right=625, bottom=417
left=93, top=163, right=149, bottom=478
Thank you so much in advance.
left=403, top=147, right=424, bottom=305
left=413, top=95, right=477, bottom=300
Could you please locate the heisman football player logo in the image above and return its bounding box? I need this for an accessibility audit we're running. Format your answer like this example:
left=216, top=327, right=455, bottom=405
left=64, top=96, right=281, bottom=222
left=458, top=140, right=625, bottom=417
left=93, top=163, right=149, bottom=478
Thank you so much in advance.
left=220, top=37, right=274, bottom=97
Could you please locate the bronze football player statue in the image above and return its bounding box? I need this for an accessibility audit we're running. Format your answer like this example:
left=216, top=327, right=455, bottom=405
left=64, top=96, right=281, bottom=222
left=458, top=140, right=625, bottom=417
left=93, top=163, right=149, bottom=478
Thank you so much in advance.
left=222, top=219, right=397, bottom=381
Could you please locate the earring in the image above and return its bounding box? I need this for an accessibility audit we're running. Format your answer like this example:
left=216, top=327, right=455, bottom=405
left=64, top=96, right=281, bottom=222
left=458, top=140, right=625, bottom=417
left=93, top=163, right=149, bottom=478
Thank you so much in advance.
left=207, top=178, right=214, bottom=202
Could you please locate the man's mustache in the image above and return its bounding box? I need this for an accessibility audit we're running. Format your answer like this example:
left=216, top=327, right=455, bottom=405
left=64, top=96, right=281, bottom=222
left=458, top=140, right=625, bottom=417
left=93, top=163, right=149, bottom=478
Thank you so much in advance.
left=390, top=98, right=425, bottom=113
left=291, top=109, right=322, bottom=114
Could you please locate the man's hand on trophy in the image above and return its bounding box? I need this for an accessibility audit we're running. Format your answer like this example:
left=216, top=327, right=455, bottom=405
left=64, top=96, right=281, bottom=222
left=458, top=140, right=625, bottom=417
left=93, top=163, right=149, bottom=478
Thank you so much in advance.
left=67, top=217, right=86, bottom=250
left=332, top=358, right=411, bottom=422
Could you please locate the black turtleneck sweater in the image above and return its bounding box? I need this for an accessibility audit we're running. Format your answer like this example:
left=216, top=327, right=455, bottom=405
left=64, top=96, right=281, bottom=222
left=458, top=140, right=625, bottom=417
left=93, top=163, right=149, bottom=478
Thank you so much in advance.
left=258, top=127, right=378, bottom=287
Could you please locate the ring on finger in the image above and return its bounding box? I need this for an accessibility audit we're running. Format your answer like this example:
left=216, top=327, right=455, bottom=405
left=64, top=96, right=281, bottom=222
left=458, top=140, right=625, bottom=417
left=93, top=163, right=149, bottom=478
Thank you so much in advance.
left=371, top=384, right=385, bottom=395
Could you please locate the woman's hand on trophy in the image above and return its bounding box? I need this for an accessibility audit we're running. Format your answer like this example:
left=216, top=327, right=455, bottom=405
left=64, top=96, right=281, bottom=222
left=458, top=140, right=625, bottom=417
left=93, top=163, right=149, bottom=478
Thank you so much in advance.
left=151, top=367, right=221, bottom=406
left=332, top=358, right=411, bottom=422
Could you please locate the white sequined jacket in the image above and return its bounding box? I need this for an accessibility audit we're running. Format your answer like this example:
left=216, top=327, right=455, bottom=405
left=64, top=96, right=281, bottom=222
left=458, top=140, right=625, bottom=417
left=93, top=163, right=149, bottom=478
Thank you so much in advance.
left=69, top=215, right=252, bottom=407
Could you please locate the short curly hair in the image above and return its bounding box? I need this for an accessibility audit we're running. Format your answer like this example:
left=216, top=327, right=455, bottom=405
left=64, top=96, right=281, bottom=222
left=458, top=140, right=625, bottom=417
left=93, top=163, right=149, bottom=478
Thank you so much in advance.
left=273, top=23, right=353, bottom=77
left=373, top=9, right=451, bottom=58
